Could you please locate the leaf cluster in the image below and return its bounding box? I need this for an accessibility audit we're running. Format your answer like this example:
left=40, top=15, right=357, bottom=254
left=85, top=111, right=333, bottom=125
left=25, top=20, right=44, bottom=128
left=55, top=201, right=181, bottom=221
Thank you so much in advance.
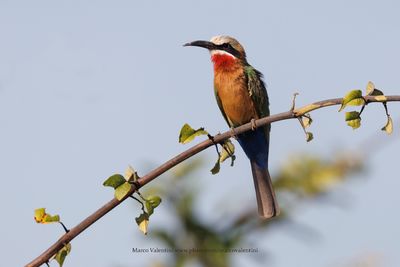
left=103, top=166, right=162, bottom=235
left=339, top=81, right=393, bottom=134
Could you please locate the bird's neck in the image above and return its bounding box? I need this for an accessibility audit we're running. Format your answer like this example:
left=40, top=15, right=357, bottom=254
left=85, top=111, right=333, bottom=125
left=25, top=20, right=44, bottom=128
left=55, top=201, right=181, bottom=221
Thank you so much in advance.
left=211, top=53, right=240, bottom=72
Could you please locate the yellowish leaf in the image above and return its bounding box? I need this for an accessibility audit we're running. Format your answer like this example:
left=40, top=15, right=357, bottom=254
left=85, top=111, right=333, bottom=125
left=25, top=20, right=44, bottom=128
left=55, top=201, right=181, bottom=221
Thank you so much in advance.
left=382, top=116, right=393, bottom=135
left=135, top=213, right=149, bottom=235
left=115, top=182, right=132, bottom=201
left=179, top=123, right=208, bottom=144
left=124, top=166, right=134, bottom=181
left=339, top=90, right=364, bottom=111
left=34, top=208, right=60, bottom=224
left=345, top=111, right=361, bottom=130
left=219, top=139, right=235, bottom=163
left=302, top=114, right=313, bottom=128
left=124, top=165, right=139, bottom=183
left=366, top=81, right=375, bottom=95
left=366, top=81, right=385, bottom=96
left=346, top=98, right=365, bottom=107
left=54, top=243, right=71, bottom=267
left=347, top=118, right=361, bottom=129
left=34, top=208, right=46, bottom=223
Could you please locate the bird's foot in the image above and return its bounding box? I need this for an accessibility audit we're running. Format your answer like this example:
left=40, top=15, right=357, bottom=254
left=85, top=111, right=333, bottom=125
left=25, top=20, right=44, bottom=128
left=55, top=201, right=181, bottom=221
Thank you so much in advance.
left=251, top=118, right=257, bottom=130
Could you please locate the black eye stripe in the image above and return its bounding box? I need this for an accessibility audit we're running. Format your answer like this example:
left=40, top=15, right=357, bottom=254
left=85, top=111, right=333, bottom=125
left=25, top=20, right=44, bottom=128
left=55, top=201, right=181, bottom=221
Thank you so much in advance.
left=216, top=43, right=242, bottom=58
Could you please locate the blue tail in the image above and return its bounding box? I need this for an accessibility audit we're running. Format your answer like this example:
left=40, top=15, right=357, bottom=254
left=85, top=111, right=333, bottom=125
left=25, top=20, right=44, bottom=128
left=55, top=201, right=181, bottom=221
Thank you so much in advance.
left=237, top=128, right=269, bottom=168
left=237, top=128, right=279, bottom=218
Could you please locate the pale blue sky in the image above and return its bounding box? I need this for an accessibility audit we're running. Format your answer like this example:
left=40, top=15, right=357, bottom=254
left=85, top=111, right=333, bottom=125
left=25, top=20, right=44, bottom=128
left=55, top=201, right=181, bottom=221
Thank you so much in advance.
left=1, top=1, right=399, bottom=266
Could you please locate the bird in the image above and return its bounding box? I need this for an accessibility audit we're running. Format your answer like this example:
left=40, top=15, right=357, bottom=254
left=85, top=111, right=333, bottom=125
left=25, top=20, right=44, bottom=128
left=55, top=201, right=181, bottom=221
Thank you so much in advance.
left=184, top=35, right=279, bottom=219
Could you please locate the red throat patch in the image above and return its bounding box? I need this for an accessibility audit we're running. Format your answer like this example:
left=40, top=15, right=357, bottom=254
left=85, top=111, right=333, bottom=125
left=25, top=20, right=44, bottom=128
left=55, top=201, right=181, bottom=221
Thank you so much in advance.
left=211, top=53, right=237, bottom=71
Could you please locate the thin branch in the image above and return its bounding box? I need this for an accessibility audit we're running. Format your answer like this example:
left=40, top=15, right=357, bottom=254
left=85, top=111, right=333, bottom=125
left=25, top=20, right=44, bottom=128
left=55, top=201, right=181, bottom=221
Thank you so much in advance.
left=25, top=95, right=400, bottom=267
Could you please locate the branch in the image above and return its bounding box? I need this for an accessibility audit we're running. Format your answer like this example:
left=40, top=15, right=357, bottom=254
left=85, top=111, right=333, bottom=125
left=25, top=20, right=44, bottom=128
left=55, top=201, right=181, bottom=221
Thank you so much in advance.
left=26, top=95, right=400, bottom=267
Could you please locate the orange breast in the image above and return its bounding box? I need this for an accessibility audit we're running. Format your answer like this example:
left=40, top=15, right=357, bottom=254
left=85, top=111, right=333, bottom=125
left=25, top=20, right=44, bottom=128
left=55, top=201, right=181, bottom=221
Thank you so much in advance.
left=214, top=67, right=258, bottom=127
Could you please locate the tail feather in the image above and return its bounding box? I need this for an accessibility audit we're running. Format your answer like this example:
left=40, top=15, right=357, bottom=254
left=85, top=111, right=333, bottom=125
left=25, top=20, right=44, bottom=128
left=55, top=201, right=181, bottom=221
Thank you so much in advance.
left=250, top=160, right=280, bottom=218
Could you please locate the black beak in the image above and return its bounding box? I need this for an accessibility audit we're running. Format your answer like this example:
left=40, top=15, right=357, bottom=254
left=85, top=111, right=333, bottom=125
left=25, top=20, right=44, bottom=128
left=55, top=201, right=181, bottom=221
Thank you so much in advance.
left=183, top=40, right=218, bottom=50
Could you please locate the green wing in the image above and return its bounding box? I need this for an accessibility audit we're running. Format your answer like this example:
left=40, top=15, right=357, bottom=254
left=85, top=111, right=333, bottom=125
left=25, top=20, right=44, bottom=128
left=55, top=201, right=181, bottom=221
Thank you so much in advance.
left=244, top=65, right=270, bottom=117
left=244, top=65, right=270, bottom=131
left=214, top=86, right=233, bottom=127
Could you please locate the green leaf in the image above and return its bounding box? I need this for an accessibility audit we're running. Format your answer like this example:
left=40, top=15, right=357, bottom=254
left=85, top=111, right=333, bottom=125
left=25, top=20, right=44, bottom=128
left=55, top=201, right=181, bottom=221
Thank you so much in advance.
left=43, top=214, right=60, bottom=223
left=220, top=139, right=235, bottom=163
left=210, top=160, right=220, bottom=175
left=345, top=111, right=361, bottom=129
left=382, top=116, right=393, bottom=135
left=144, top=201, right=153, bottom=216
left=306, top=132, right=313, bottom=142
left=114, top=182, right=132, bottom=201
left=302, top=114, right=313, bottom=128
left=135, top=212, right=149, bottom=235
left=54, top=243, right=71, bottom=267
left=145, top=195, right=162, bottom=216
left=179, top=123, right=208, bottom=144
left=148, top=196, right=162, bottom=208
left=345, top=111, right=360, bottom=121
left=366, top=81, right=375, bottom=95
left=103, top=174, right=126, bottom=189
left=371, top=89, right=384, bottom=96
left=339, top=90, right=364, bottom=111
left=346, top=98, right=366, bottom=107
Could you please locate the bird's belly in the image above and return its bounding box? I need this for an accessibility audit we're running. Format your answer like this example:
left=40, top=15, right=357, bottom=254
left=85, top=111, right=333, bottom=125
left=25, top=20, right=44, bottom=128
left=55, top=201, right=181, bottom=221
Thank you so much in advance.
left=218, top=85, right=257, bottom=126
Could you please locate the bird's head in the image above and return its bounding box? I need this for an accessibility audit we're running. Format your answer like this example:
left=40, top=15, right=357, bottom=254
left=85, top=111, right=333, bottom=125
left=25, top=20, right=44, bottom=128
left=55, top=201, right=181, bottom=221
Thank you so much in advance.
left=184, top=35, right=247, bottom=65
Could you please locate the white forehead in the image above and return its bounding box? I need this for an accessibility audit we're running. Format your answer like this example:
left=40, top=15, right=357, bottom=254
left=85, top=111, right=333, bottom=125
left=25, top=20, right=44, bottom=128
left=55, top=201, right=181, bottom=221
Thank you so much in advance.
left=210, top=35, right=233, bottom=45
